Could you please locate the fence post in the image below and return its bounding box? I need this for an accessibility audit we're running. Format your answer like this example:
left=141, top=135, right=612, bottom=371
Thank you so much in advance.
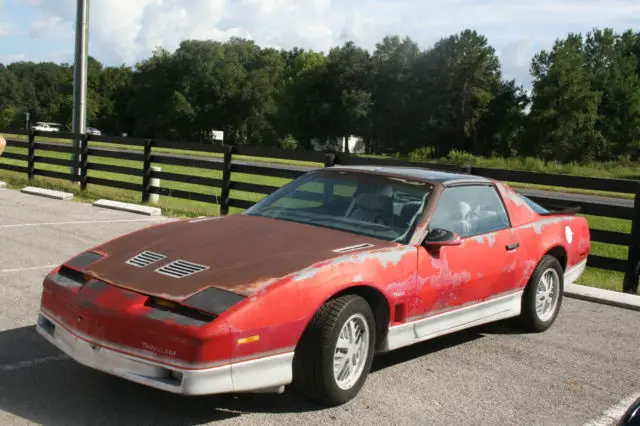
left=324, top=153, right=336, bottom=167
left=622, top=185, right=640, bottom=294
left=149, top=166, right=161, bottom=204
left=219, top=145, right=233, bottom=215
left=461, top=165, right=473, bottom=174
left=141, top=139, right=152, bottom=203
left=27, top=130, right=35, bottom=180
left=80, top=133, right=89, bottom=190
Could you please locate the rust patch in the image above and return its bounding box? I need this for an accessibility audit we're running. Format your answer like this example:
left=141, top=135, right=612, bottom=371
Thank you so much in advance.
left=82, top=214, right=399, bottom=299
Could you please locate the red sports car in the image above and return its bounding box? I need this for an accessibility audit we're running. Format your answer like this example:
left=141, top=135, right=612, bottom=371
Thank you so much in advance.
left=35, top=166, right=590, bottom=406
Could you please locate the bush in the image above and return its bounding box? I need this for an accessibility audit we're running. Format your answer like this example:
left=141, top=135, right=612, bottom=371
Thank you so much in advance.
left=446, top=150, right=478, bottom=166
left=278, top=134, right=298, bottom=151
left=408, top=146, right=434, bottom=161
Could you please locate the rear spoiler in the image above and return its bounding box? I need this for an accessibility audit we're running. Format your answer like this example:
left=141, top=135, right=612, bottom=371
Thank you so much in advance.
left=538, top=205, right=581, bottom=216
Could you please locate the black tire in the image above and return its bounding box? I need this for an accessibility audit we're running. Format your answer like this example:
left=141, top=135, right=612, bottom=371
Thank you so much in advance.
left=519, top=255, right=564, bottom=332
left=291, top=294, right=376, bottom=406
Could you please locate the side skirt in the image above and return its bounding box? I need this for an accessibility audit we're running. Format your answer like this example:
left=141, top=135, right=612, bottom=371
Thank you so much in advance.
left=379, top=291, right=523, bottom=352
left=564, top=258, right=587, bottom=286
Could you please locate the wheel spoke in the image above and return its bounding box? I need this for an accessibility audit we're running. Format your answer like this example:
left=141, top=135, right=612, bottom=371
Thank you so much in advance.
left=535, top=267, right=560, bottom=322
left=332, top=313, right=370, bottom=391
left=336, top=336, right=350, bottom=352
left=337, top=357, right=350, bottom=381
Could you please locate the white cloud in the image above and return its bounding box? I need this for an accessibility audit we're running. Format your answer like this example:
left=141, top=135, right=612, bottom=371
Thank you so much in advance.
left=1, top=53, right=25, bottom=63
left=0, top=22, right=13, bottom=37
left=29, top=16, right=64, bottom=37
left=12, top=0, right=640, bottom=85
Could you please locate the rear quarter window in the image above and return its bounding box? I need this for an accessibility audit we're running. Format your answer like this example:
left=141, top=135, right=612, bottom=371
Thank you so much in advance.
left=519, top=195, right=549, bottom=214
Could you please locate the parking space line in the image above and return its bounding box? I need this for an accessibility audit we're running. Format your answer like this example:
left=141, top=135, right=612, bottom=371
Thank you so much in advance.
left=583, top=391, right=640, bottom=426
left=0, top=218, right=167, bottom=229
left=0, top=264, right=58, bottom=274
left=0, top=354, right=69, bottom=372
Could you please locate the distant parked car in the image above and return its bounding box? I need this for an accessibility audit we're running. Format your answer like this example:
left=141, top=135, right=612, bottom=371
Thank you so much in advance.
left=87, top=127, right=102, bottom=136
left=34, top=166, right=591, bottom=406
left=32, top=122, right=62, bottom=132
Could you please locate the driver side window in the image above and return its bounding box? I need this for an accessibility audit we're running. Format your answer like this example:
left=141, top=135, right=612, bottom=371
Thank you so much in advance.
left=428, top=184, right=510, bottom=238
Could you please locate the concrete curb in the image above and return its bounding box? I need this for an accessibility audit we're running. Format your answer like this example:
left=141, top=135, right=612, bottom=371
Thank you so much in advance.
left=565, top=283, right=640, bottom=311
left=93, top=199, right=161, bottom=216
left=21, top=186, right=73, bottom=200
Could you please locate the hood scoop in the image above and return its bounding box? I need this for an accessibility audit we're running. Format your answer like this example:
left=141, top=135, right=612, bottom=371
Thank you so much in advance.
left=126, top=251, right=166, bottom=268
left=332, top=243, right=375, bottom=253
left=154, top=259, right=209, bottom=279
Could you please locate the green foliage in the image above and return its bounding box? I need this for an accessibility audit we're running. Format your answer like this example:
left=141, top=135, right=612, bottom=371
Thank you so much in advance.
left=408, top=146, right=434, bottom=161
left=278, top=134, right=299, bottom=150
left=446, top=150, right=478, bottom=166
left=1, top=27, right=639, bottom=164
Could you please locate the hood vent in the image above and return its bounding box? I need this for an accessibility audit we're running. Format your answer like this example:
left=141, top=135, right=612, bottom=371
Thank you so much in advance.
left=333, top=243, right=375, bottom=253
left=155, top=259, right=209, bottom=278
left=126, top=251, right=166, bottom=268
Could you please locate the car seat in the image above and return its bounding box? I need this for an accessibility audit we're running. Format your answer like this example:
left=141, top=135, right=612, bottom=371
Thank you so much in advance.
left=429, top=200, right=473, bottom=237
left=345, top=193, right=394, bottom=225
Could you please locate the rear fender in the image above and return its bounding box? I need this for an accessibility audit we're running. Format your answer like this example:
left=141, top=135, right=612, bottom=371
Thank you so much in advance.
left=518, top=215, right=590, bottom=287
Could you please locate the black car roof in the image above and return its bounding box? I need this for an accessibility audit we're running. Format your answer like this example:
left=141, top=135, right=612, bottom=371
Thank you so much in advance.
left=324, top=165, right=493, bottom=186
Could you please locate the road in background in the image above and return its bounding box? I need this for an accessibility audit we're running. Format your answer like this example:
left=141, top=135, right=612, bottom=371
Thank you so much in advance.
left=0, top=189, right=638, bottom=425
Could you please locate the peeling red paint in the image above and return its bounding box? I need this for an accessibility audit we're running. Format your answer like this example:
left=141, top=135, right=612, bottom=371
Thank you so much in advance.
left=37, top=172, right=590, bottom=377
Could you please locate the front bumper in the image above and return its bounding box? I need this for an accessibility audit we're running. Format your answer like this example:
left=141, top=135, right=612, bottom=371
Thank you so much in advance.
left=36, top=310, right=293, bottom=395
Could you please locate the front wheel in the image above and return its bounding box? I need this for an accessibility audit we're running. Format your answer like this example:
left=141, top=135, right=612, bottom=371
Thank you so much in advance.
left=519, top=255, right=564, bottom=332
left=291, top=294, right=376, bottom=406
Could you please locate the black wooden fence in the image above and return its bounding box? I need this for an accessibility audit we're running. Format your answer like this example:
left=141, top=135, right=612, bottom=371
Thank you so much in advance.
left=1, top=128, right=639, bottom=295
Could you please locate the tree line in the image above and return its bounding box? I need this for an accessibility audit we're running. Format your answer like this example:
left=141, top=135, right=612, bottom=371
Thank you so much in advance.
left=1, top=27, right=639, bottom=163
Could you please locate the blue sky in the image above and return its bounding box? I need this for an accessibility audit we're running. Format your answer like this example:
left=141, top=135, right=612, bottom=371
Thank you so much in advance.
left=1, top=0, right=639, bottom=88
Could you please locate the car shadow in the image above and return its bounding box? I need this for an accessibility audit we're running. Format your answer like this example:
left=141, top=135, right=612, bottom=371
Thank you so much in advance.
left=0, top=322, right=518, bottom=424
left=371, top=326, right=485, bottom=372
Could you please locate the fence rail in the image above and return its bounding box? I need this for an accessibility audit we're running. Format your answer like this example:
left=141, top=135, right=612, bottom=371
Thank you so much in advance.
left=1, top=128, right=638, bottom=294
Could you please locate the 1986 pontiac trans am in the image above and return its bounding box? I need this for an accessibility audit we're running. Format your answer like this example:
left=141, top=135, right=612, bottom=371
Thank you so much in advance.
left=35, top=166, right=590, bottom=406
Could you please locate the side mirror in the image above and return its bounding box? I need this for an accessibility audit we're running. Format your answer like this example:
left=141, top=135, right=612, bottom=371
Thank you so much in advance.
left=423, top=228, right=462, bottom=247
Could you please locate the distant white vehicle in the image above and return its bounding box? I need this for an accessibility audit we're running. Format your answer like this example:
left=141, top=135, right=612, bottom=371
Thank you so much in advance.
left=87, top=127, right=102, bottom=136
left=32, top=122, right=63, bottom=132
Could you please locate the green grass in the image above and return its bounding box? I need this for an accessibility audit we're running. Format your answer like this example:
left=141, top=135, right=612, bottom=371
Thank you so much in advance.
left=0, top=135, right=634, bottom=293
left=578, top=214, right=629, bottom=292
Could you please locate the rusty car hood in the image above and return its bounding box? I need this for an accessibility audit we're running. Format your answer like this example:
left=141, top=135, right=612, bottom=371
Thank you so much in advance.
left=80, top=214, right=396, bottom=299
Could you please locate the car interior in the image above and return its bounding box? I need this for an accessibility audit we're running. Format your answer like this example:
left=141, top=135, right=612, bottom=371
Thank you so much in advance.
left=427, top=185, right=510, bottom=238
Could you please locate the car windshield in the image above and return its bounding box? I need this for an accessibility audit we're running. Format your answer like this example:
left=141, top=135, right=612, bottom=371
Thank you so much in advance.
left=244, top=170, right=434, bottom=244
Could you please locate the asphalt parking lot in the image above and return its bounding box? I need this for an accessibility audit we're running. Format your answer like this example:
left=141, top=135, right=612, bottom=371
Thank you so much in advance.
left=0, top=187, right=639, bottom=426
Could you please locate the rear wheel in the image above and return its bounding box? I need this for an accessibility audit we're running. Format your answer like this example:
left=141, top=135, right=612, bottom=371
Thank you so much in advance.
left=519, top=255, right=564, bottom=332
left=291, top=294, right=376, bottom=406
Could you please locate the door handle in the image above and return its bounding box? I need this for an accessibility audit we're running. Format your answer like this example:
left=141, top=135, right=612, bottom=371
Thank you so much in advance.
left=506, top=242, right=520, bottom=251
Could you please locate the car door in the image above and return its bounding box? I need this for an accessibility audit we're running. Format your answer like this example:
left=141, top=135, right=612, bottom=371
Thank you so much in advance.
left=413, top=183, right=518, bottom=327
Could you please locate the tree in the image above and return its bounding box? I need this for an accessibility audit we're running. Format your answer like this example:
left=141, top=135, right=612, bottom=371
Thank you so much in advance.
left=370, top=35, right=420, bottom=153
left=317, top=41, right=374, bottom=153
left=2, top=27, right=640, bottom=164
left=526, top=33, right=604, bottom=162
left=585, top=29, right=640, bottom=159
left=410, top=30, right=503, bottom=156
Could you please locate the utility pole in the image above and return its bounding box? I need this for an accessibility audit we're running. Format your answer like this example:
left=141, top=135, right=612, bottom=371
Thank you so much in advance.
left=71, top=0, right=89, bottom=178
